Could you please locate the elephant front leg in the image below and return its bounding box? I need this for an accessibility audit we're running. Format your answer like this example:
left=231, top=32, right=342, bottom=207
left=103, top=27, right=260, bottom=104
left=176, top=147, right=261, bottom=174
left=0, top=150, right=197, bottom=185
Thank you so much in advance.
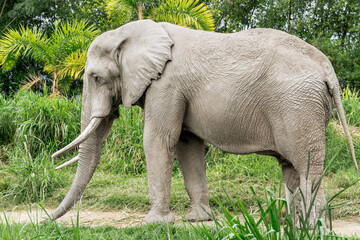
left=143, top=126, right=177, bottom=223
left=176, top=131, right=210, bottom=221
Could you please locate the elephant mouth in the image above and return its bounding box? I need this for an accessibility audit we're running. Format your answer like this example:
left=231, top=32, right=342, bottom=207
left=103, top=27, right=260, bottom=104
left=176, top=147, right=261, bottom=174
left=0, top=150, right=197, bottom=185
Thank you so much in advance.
left=52, top=117, right=103, bottom=158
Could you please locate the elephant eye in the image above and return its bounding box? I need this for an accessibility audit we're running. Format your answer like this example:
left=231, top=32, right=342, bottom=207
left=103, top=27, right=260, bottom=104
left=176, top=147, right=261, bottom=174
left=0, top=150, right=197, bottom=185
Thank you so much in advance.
left=94, top=75, right=100, bottom=84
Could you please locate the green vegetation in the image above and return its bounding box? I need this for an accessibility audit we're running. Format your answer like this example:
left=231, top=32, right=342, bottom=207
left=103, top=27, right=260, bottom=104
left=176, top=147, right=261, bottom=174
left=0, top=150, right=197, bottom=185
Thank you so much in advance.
left=1, top=209, right=199, bottom=239
left=0, top=21, right=100, bottom=96
left=192, top=182, right=360, bottom=239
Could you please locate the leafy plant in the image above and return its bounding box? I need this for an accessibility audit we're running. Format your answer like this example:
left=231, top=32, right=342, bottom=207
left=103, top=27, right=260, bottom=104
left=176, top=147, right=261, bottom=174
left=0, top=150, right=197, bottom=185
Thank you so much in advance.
left=2, top=146, right=65, bottom=204
left=152, top=0, right=215, bottom=31
left=104, top=0, right=215, bottom=31
left=340, top=86, right=360, bottom=127
left=0, top=21, right=99, bottom=96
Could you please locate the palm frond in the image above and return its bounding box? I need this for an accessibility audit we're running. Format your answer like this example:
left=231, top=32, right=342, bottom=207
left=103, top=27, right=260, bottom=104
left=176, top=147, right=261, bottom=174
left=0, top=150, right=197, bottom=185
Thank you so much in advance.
left=21, top=73, right=47, bottom=90
left=105, top=0, right=134, bottom=26
left=0, top=21, right=100, bottom=95
left=0, top=25, right=50, bottom=72
left=152, top=0, right=215, bottom=31
left=50, top=21, right=100, bottom=63
left=58, top=49, right=87, bottom=80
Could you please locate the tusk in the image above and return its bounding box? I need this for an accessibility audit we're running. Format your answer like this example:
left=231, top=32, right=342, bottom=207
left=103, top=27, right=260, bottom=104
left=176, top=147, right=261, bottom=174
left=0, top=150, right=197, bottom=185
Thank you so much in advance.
left=52, top=117, right=102, bottom=158
left=55, top=122, right=110, bottom=170
left=55, top=155, right=79, bottom=170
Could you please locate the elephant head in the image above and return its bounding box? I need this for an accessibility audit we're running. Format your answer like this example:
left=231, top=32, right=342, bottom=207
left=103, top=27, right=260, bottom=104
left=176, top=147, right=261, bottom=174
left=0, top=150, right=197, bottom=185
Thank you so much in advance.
left=50, top=20, right=173, bottom=220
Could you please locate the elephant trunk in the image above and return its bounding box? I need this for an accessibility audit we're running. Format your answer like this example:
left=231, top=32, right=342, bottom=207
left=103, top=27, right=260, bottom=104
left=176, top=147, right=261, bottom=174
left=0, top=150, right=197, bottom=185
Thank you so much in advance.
left=50, top=91, right=116, bottom=220
left=50, top=120, right=106, bottom=220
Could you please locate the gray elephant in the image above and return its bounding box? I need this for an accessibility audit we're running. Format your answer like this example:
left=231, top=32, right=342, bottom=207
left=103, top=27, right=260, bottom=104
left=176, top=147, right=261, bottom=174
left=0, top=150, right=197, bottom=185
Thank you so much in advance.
left=50, top=20, right=357, bottom=224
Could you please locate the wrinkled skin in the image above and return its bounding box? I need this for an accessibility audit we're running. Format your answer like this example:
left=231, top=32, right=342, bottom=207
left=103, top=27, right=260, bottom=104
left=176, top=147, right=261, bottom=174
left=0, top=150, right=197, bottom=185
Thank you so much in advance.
left=50, top=20, right=356, bottom=226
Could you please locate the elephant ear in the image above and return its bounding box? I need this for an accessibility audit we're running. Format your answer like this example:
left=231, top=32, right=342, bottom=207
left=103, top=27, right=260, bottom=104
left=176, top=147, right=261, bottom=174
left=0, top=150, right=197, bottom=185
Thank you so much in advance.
left=119, top=20, right=173, bottom=108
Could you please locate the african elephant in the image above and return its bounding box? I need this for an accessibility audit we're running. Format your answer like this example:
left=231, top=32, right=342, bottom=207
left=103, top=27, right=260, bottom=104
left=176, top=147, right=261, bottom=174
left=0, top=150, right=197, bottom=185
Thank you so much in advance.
left=50, top=20, right=357, bottom=224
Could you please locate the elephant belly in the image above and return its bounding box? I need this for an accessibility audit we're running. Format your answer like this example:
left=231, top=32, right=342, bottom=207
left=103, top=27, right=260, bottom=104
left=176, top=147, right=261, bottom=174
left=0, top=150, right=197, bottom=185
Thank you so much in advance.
left=183, top=101, right=274, bottom=155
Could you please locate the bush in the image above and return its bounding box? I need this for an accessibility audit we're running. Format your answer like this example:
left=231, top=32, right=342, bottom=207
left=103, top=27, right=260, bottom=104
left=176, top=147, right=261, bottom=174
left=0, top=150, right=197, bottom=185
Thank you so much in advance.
left=336, top=86, right=360, bottom=127
left=0, top=91, right=81, bottom=204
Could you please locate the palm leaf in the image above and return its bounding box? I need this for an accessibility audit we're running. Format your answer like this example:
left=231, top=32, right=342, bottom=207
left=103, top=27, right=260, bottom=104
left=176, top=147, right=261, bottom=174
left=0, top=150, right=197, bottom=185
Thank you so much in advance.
left=105, top=0, right=134, bottom=26
left=152, top=0, right=215, bottom=31
left=0, top=21, right=100, bottom=95
left=0, top=25, right=50, bottom=72
left=21, top=73, right=47, bottom=90
left=58, top=49, right=87, bottom=80
left=50, top=21, right=100, bottom=64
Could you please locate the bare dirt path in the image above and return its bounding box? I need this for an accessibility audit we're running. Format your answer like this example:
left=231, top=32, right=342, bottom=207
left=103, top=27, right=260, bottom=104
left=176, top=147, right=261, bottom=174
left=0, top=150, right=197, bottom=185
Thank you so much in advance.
left=2, top=208, right=360, bottom=237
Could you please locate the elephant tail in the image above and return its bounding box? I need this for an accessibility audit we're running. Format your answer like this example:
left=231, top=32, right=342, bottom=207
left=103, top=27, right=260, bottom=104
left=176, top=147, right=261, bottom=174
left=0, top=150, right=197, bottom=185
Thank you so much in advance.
left=324, top=62, right=358, bottom=172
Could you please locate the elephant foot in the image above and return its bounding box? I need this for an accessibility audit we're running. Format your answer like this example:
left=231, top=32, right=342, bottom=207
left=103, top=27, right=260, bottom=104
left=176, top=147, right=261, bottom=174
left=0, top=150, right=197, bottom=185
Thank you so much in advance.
left=185, top=205, right=211, bottom=221
left=144, top=209, right=174, bottom=223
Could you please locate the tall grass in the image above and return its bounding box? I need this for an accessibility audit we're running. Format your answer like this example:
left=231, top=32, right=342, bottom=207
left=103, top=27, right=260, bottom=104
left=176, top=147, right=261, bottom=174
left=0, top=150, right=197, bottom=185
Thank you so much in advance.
left=339, top=86, right=360, bottom=127
left=0, top=90, right=81, bottom=153
left=100, top=106, right=145, bottom=174
left=191, top=185, right=360, bottom=239
left=0, top=91, right=81, bottom=204
left=325, top=87, right=360, bottom=172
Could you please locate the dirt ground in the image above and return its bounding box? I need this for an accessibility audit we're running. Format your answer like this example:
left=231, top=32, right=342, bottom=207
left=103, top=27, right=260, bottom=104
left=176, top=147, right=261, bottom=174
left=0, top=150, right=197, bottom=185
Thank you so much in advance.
left=2, top=208, right=360, bottom=237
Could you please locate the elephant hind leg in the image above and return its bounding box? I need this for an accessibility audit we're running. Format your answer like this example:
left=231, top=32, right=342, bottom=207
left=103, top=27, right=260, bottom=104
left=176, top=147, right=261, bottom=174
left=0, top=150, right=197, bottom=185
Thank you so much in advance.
left=176, top=131, right=211, bottom=221
left=298, top=148, right=327, bottom=227
left=286, top=145, right=327, bottom=228
left=278, top=158, right=300, bottom=193
left=278, top=158, right=301, bottom=224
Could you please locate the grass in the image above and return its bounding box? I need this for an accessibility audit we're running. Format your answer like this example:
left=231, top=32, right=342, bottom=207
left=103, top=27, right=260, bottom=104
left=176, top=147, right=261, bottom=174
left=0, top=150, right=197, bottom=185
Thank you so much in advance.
left=2, top=180, right=360, bottom=239
left=0, top=210, right=199, bottom=239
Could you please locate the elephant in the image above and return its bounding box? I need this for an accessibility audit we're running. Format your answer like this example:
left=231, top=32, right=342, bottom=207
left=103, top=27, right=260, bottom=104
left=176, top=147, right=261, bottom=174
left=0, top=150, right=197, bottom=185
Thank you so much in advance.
left=50, top=19, right=357, bottom=224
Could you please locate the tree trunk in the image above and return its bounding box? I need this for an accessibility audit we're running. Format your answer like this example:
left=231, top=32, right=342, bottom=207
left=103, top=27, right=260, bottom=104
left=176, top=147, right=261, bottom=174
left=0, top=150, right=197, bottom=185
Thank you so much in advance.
left=52, top=69, right=60, bottom=96
left=138, top=2, right=143, bottom=20
left=0, top=0, right=7, bottom=19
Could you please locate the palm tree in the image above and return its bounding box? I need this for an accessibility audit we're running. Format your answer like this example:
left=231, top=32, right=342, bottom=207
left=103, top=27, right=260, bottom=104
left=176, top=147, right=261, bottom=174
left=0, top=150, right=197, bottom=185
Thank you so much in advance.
left=105, top=0, right=215, bottom=31
left=152, top=0, right=214, bottom=31
left=0, top=21, right=100, bottom=96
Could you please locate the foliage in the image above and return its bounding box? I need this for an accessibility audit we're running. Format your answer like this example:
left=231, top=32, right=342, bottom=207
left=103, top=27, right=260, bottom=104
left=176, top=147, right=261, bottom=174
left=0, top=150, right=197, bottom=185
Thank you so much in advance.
left=1, top=1, right=359, bottom=95
left=340, top=86, right=360, bottom=127
left=1, top=146, right=66, bottom=204
left=104, top=0, right=135, bottom=29
left=325, top=86, right=360, bottom=172
left=0, top=0, right=87, bottom=32
left=152, top=0, right=215, bottom=31
left=0, top=21, right=99, bottom=95
left=0, top=90, right=81, bottom=203
left=104, top=0, right=215, bottom=31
